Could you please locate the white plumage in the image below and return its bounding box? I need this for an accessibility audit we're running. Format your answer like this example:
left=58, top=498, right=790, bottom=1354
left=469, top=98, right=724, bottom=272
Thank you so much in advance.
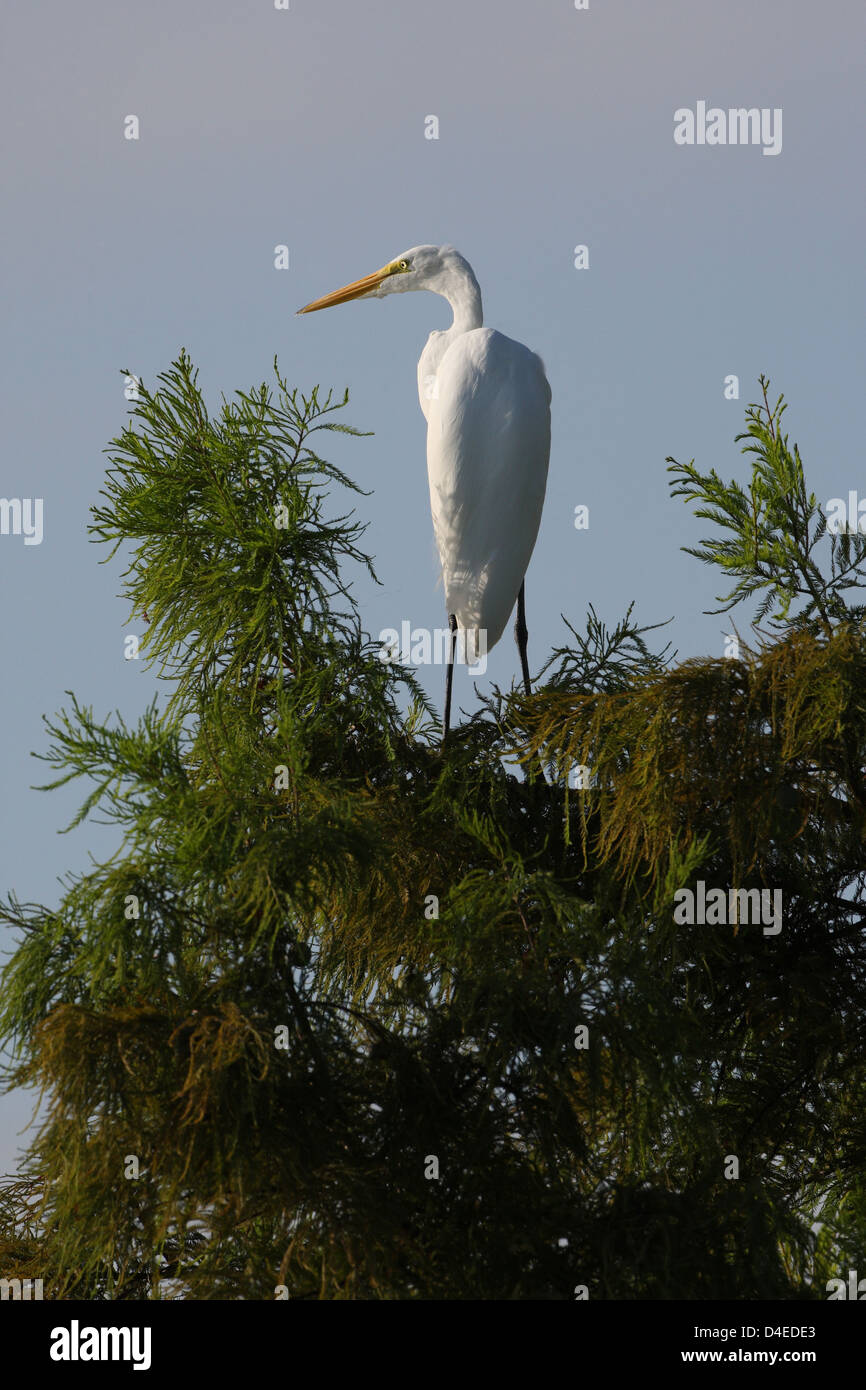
left=299, top=244, right=551, bottom=708
left=422, top=319, right=550, bottom=663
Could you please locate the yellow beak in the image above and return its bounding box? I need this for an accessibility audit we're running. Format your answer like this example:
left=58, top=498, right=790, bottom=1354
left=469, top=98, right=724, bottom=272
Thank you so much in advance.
left=296, top=264, right=393, bottom=314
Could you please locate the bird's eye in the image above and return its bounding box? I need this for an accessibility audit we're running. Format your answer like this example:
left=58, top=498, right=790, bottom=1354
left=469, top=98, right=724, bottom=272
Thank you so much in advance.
left=399, top=259, right=409, bottom=270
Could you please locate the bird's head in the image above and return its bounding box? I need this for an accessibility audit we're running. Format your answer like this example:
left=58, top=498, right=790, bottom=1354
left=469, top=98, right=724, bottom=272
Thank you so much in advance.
left=297, top=244, right=473, bottom=313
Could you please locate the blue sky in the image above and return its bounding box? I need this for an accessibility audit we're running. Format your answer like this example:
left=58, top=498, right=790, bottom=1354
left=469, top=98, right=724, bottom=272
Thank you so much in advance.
left=1, top=0, right=864, bottom=1172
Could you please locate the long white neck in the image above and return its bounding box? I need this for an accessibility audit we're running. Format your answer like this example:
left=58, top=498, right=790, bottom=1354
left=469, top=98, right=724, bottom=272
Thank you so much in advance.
left=440, top=261, right=483, bottom=336
left=418, top=260, right=483, bottom=418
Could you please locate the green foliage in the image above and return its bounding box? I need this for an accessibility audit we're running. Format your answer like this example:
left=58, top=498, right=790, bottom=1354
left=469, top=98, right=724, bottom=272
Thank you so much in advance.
left=92, top=351, right=391, bottom=715
left=667, top=375, right=866, bottom=631
left=0, top=364, right=864, bottom=1299
left=536, top=601, right=675, bottom=694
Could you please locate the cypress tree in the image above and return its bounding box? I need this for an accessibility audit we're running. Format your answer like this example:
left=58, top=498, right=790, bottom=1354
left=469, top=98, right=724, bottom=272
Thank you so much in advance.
left=1, top=362, right=864, bottom=1299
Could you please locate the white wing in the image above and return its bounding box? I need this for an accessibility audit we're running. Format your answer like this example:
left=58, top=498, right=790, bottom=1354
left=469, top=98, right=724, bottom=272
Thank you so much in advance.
left=425, top=327, right=551, bottom=662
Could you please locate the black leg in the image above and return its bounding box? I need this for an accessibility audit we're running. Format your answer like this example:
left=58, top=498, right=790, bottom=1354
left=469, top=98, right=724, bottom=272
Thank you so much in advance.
left=443, top=613, right=458, bottom=738
left=515, top=581, right=547, bottom=787
left=514, top=581, right=531, bottom=695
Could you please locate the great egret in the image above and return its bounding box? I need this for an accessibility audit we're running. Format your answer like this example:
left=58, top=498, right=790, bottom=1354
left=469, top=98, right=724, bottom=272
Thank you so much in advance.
left=298, top=244, right=551, bottom=734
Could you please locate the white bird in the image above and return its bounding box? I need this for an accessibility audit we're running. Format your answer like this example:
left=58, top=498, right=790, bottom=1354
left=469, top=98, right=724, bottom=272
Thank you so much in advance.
left=298, top=244, right=551, bottom=734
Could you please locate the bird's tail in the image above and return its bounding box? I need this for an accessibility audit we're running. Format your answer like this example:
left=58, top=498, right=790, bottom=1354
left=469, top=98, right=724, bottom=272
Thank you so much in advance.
left=461, top=624, right=488, bottom=668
